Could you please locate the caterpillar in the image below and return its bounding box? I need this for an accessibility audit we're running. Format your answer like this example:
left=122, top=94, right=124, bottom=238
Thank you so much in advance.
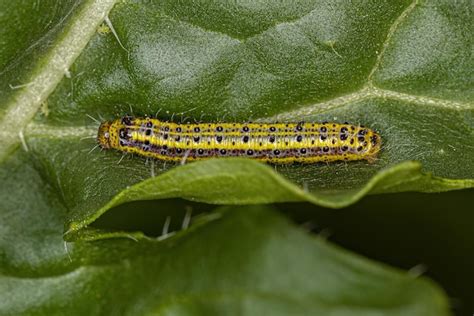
left=97, top=116, right=381, bottom=164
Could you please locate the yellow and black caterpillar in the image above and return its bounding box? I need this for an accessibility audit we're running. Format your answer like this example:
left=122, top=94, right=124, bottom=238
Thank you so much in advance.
left=97, top=116, right=381, bottom=164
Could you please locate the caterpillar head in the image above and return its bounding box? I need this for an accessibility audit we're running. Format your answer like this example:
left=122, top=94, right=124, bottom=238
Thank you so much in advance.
left=97, top=121, right=112, bottom=149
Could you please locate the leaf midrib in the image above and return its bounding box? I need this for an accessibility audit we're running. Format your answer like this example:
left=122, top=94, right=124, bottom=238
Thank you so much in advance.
left=0, top=0, right=119, bottom=162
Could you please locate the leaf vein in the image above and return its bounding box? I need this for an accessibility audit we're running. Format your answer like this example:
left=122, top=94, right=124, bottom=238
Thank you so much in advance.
left=366, top=0, right=419, bottom=84
left=0, top=0, right=119, bottom=163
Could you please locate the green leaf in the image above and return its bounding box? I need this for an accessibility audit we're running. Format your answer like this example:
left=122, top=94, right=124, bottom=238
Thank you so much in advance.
left=0, top=0, right=117, bottom=158
left=0, top=152, right=450, bottom=315
left=277, top=190, right=474, bottom=315
left=0, top=1, right=472, bottom=314
left=63, top=158, right=471, bottom=237
left=1, top=0, right=472, bottom=234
